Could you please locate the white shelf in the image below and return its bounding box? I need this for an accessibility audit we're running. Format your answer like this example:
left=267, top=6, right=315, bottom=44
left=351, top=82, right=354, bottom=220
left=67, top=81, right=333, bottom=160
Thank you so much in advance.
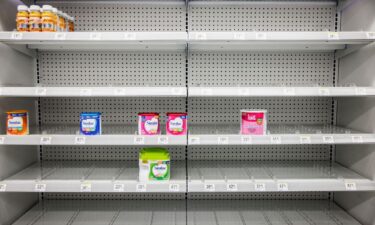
left=0, top=125, right=187, bottom=146
left=1, top=161, right=186, bottom=193
left=189, top=31, right=375, bottom=51
left=188, top=124, right=375, bottom=145
left=188, top=161, right=375, bottom=192
left=189, top=87, right=375, bottom=97
left=0, top=86, right=187, bottom=97
left=188, top=200, right=362, bottom=225
left=0, top=32, right=187, bottom=51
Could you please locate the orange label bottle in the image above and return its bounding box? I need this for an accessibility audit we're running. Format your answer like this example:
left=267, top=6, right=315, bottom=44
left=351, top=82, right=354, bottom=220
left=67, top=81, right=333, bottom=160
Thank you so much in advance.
left=41, top=5, right=55, bottom=32
left=69, top=16, right=75, bottom=32
left=16, top=5, right=29, bottom=32
left=57, top=11, right=65, bottom=32
left=29, top=5, right=41, bottom=32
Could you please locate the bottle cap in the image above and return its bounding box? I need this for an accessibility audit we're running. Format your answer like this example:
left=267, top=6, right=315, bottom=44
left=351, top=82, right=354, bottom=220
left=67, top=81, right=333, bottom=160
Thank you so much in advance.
left=52, top=7, right=58, bottom=13
left=42, top=5, right=53, bottom=11
left=29, top=5, right=41, bottom=11
left=17, top=5, right=29, bottom=11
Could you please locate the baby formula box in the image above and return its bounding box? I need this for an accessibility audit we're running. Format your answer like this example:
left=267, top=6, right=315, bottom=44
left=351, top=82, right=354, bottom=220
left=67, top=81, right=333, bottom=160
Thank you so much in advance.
left=138, top=112, right=160, bottom=135
left=166, top=112, right=187, bottom=135
left=139, top=148, right=170, bottom=181
left=241, top=110, right=267, bottom=135
left=80, top=112, right=101, bottom=135
left=7, top=110, right=29, bottom=135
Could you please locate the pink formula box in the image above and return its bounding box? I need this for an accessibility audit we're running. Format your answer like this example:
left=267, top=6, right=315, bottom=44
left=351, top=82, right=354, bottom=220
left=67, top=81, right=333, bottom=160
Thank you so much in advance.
left=166, top=112, right=188, bottom=135
left=241, top=110, right=267, bottom=135
left=138, top=112, right=161, bottom=135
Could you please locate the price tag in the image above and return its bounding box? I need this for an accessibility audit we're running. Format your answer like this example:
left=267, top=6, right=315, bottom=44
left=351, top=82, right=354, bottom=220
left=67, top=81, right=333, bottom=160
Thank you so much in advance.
left=355, top=88, right=367, bottom=95
left=124, top=33, right=136, bottom=40
left=35, top=88, right=47, bottom=96
left=40, top=137, right=52, bottom=145
left=367, top=32, right=375, bottom=39
left=241, top=136, right=252, bottom=144
left=345, top=182, right=357, bottom=191
left=195, top=32, right=207, bottom=40
left=134, top=136, right=145, bottom=145
left=271, top=136, right=282, bottom=144
left=351, top=136, right=363, bottom=143
left=90, top=33, right=102, bottom=40
left=11, top=32, right=23, bottom=40
left=136, top=183, right=146, bottom=192
left=169, top=184, right=180, bottom=192
left=238, top=88, right=250, bottom=96
left=255, top=183, right=266, bottom=191
left=283, top=88, right=295, bottom=96
left=114, top=88, right=126, bottom=96
left=54, top=33, right=66, bottom=40
left=158, top=136, right=169, bottom=144
left=201, top=89, right=213, bottom=96
left=75, top=137, right=86, bottom=145
left=113, top=183, right=125, bottom=192
left=233, top=33, right=245, bottom=40
left=204, top=184, right=215, bottom=192
left=256, top=32, right=267, bottom=40
left=190, top=137, right=200, bottom=145
left=35, top=183, right=46, bottom=192
left=226, top=183, right=238, bottom=191
left=277, top=182, right=289, bottom=191
left=300, top=136, right=311, bottom=144
left=328, top=32, right=339, bottom=40
left=80, top=182, right=92, bottom=192
left=323, top=136, right=334, bottom=144
left=0, top=184, right=7, bottom=192
left=0, top=137, right=5, bottom=144
left=217, top=136, right=229, bottom=145
left=171, top=88, right=184, bottom=95
left=80, top=89, right=92, bottom=96
left=318, top=88, right=330, bottom=96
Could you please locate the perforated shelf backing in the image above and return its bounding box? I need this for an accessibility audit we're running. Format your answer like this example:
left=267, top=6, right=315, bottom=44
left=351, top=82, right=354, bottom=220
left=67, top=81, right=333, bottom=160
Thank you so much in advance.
left=189, top=52, right=334, bottom=87
left=188, top=192, right=329, bottom=200
left=44, top=193, right=186, bottom=200
left=36, top=1, right=186, bottom=32
left=38, top=51, right=186, bottom=87
left=189, top=1, right=336, bottom=32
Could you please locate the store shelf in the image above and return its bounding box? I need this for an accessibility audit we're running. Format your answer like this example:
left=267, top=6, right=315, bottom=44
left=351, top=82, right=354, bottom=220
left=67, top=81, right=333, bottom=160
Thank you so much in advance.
left=188, top=200, right=361, bottom=225
left=0, top=86, right=187, bottom=97
left=13, top=200, right=186, bottom=225
left=0, top=125, right=187, bottom=146
left=188, top=124, right=375, bottom=145
left=188, top=32, right=375, bottom=51
left=188, top=161, right=375, bottom=192
left=1, top=161, right=186, bottom=193
left=0, top=32, right=187, bottom=51
left=189, top=87, right=375, bottom=97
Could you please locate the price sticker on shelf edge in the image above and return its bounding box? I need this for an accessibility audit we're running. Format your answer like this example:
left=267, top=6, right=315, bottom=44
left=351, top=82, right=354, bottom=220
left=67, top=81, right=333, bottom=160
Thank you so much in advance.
left=11, top=32, right=23, bottom=40
left=283, top=88, right=295, bottom=96
left=35, top=183, right=46, bottom=192
left=256, top=32, right=267, bottom=40
left=80, top=89, right=92, bottom=96
left=75, top=136, right=86, bottom=145
left=233, top=33, right=245, bottom=40
left=114, top=88, right=126, bottom=96
left=204, top=183, right=215, bottom=192
left=134, top=136, right=145, bottom=145
left=271, top=136, right=282, bottom=144
left=171, top=88, right=184, bottom=96
left=54, top=33, right=66, bottom=40
left=80, top=182, right=92, bottom=192
left=201, top=88, right=213, bottom=96
left=190, top=137, right=200, bottom=145
left=355, top=88, right=367, bottom=95
left=226, top=183, right=238, bottom=192
left=0, top=184, right=6, bottom=192
left=367, top=32, right=375, bottom=39
left=35, top=88, right=47, bottom=96
left=238, top=88, right=250, bottom=96
left=113, top=183, right=125, bottom=192
left=90, top=33, right=102, bottom=40
left=300, top=136, right=311, bottom=144
left=345, top=182, right=357, bottom=191
left=40, top=137, right=52, bottom=145
left=352, top=136, right=363, bottom=143
left=195, top=32, right=207, bottom=40
left=124, top=33, right=136, bottom=40
left=323, top=136, right=334, bottom=144
left=318, top=88, right=330, bottom=96
left=255, top=183, right=266, bottom=192
left=328, top=32, right=339, bottom=40
left=0, top=137, right=5, bottom=145
left=241, top=136, right=252, bottom=144
left=277, top=182, right=289, bottom=192
left=136, top=183, right=147, bottom=192
left=169, top=183, right=180, bottom=192
left=218, top=136, right=229, bottom=145
left=158, top=136, right=169, bottom=144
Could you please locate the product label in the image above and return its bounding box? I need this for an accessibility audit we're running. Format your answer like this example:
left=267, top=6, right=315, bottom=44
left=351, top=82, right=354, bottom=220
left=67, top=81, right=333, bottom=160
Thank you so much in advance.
left=149, top=161, right=170, bottom=180
left=139, top=115, right=160, bottom=135
left=241, top=111, right=266, bottom=135
left=7, top=117, right=23, bottom=129
left=81, top=119, right=97, bottom=131
left=80, top=114, right=101, bottom=135
left=166, top=115, right=187, bottom=135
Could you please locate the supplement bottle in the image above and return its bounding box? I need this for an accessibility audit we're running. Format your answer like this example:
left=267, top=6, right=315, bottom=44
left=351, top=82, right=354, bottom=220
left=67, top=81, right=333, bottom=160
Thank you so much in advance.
left=52, top=8, right=59, bottom=32
left=29, top=5, right=41, bottom=32
left=41, top=5, right=55, bottom=32
left=68, top=16, right=75, bottom=32
left=16, top=5, right=29, bottom=32
left=57, top=11, right=65, bottom=32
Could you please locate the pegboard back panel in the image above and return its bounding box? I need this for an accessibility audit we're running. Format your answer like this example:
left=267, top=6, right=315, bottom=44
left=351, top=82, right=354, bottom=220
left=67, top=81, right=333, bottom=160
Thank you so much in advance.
left=40, top=97, right=186, bottom=125
left=189, top=1, right=336, bottom=32
left=188, top=192, right=329, bottom=200
left=38, top=51, right=186, bottom=87
left=188, top=145, right=330, bottom=161
left=44, top=193, right=186, bottom=200
left=188, top=97, right=333, bottom=124
left=36, top=1, right=186, bottom=32
left=189, top=52, right=334, bottom=87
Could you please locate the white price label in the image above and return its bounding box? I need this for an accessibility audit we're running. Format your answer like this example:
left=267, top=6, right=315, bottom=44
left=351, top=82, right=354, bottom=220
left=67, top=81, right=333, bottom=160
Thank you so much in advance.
left=226, top=183, right=238, bottom=191
left=217, top=136, right=229, bottom=145
left=54, top=33, right=66, bottom=40
left=0, top=184, right=7, bottom=192
left=80, top=183, right=92, bottom=192
left=11, top=32, right=23, bottom=40
left=318, top=88, right=330, bottom=96
left=300, top=136, right=311, bottom=144
left=158, top=136, right=169, bottom=144
left=124, top=33, right=136, bottom=40
left=201, top=89, right=213, bottom=96
left=134, top=136, right=145, bottom=145
left=233, top=33, right=245, bottom=40
left=195, top=33, right=207, bottom=40
left=367, top=32, right=375, bottom=39
left=90, top=33, right=102, bottom=40
left=345, top=182, right=357, bottom=191
left=323, top=136, right=334, bottom=144
left=238, top=88, right=250, bottom=96
left=171, top=88, right=184, bottom=95
left=190, top=137, right=200, bottom=145
left=255, top=183, right=266, bottom=191
left=75, top=137, right=86, bottom=145
left=0, top=137, right=5, bottom=144
left=271, top=136, right=282, bottom=144
left=277, top=182, right=289, bottom=191
left=204, top=184, right=215, bottom=192
left=351, top=136, right=363, bottom=143
left=136, top=183, right=147, bottom=192
left=113, top=183, right=125, bottom=192
left=35, top=88, right=47, bottom=96
left=241, top=136, right=252, bottom=144
left=328, top=32, right=339, bottom=40
left=283, top=88, right=295, bottom=96
left=80, top=89, right=92, bottom=96
left=114, top=88, right=126, bottom=96
left=256, top=32, right=267, bottom=40
left=355, top=88, right=367, bottom=95
left=35, top=183, right=46, bottom=192
left=40, top=137, right=52, bottom=145
left=169, top=184, right=180, bottom=192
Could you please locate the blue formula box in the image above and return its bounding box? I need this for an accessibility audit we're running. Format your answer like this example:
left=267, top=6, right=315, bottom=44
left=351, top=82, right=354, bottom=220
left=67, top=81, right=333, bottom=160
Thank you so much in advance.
left=80, top=112, right=101, bottom=135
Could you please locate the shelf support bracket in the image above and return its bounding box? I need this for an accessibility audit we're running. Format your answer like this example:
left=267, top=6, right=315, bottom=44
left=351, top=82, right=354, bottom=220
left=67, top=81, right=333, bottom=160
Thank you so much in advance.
left=336, top=43, right=369, bottom=59
left=7, top=44, right=37, bottom=58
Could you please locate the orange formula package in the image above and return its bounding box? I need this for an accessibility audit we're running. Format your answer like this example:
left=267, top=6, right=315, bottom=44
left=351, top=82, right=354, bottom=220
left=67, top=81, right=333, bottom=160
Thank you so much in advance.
left=6, top=110, right=29, bottom=135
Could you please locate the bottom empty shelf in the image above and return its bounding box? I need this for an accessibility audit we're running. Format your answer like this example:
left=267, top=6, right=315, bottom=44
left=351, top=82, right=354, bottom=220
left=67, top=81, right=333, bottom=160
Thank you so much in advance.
left=13, top=200, right=360, bottom=225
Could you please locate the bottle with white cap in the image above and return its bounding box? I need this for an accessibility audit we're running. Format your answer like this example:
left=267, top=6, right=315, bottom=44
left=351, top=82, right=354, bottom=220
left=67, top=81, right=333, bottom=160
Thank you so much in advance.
left=52, top=7, right=58, bottom=32
left=41, top=5, right=55, bottom=32
left=16, top=5, right=29, bottom=32
left=29, top=5, right=41, bottom=32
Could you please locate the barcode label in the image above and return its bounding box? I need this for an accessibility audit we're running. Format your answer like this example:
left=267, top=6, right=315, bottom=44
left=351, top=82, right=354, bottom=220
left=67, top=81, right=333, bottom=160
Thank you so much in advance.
left=136, top=183, right=146, bottom=192
left=204, top=184, right=215, bottom=192
left=283, top=88, right=295, bottom=96
left=238, top=88, right=250, bottom=96
left=226, top=183, right=238, bottom=191
left=35, top=183, right=46, bottom=192
left=90, top=33, right=102, bottom=40
left=241, top=136, right=252, bottom=144
left=114, top=88, right=126, bottom=96
left=75, top=137, right=86, bottom=145
left=256, top=33, right=267, bottom=40
left=169, top=184, right=180, bottom=192
left=351, top=136, right=363, bottom=143
left=171, top=88, right=184, bottom=95
left=80, top=183, right=92, bottom=192
left=328, top=32, right=339, bottom=40
left=195, top=33, right=207, bottom=40
left=113, top=183, right=125, bottom=192
left=35, top=88, right=47, bottom=96
left=80, top=89, right=92, bottom=96
left=11, top=32, right=23, bottom=40
left=134, top=136, right=145, bottom=145
left=158, top=136, right=169, bottom=144
left=318, top=88, right=330, bottom=96
left=201, top=89, right=213, bottom=96
left=190, top=137, right=200, bottom=144
left=233, top=33, right=245, bottom=40
left=218, top=136, right=229, bottom=145
left=345, top=182, right=357, bottom=191
left=124, top=33, right=136, bottom=40
left=271, top=136, right=282, bottom=144
left=40, top=137, right=52, bottom=145
left=0, top=137, right=5, bottom=144
left=277, top=182, right=289, bottom=191
left=367, top=32, right=375, bottom=39
left=300, top=136, right=311, bottom=144
left=255, top=183, right=266, bottom=191
left=323, top=136, right=334, bottom=144
left=0, top=184, right=7, bottom=192
left=355, top=88, right=367, bottom=95
left=54, top=33, right=66, bottom=40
